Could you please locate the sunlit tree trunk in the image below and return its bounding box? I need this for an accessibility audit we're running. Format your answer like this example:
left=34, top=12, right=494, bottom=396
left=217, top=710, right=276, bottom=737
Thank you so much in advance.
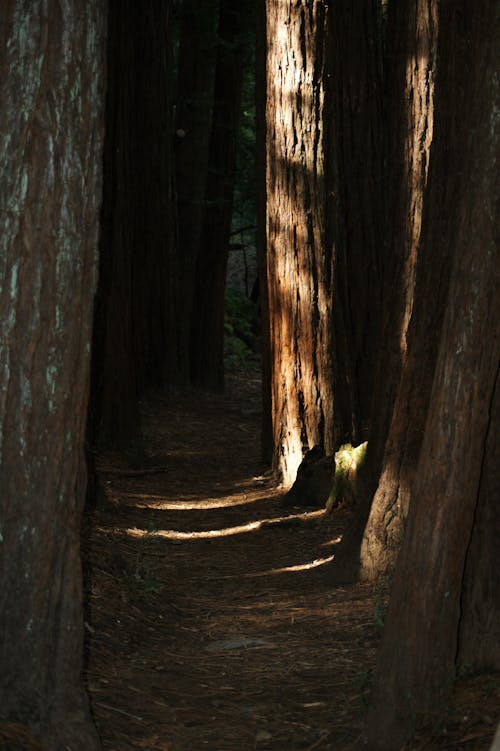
left=190, top=0, right=252, bottom=390
left=0, top=2, right=105, bottom=748
left=366, top=1, right=499, bottom=746
left=265, top=0, right=333, bottom=487
left=175, top=0, right=219, bottom=383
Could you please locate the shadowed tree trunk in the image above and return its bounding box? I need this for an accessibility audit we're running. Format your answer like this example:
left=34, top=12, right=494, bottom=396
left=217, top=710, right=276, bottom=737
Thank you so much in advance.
left=265, top=0, right=334, bottom=487
left=190, top=0, right=253, bottom=390
left=325, top=0, right=385, bottom=446
left=175, top=0, right=220, bottom=383
left=90, top=0, right=140, bottom=449
left=256, top=0, right=273, bottom=463
left=0, top=2, right=105, bottom=748
left=90, top=0, right=178, bottom=451
left=358, top=0, right=440, bottom=579
left=331, top=0, right=439, bottom=578
left=132, top=2, right=179, bottom=391
left=366, top=1, right=500, bottom=746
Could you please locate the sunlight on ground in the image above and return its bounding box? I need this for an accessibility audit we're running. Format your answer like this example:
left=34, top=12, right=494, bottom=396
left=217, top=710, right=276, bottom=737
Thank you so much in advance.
left=113, top=476, right=280, bottom=511
left=321, top=535, right=343, bottom=547
left=118, top=489, right=271, bottom=511
left=242, top=553, right=336, bottom=577
left=119, top=508, right=326, bottom=541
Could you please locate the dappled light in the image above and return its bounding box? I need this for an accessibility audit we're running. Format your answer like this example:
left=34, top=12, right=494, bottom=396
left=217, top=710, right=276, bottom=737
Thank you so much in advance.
left=241, top=553, right=336, bottom=577
left=120, top=508, right=326, bottom=541
left=107, top=476, right=279, bottom=511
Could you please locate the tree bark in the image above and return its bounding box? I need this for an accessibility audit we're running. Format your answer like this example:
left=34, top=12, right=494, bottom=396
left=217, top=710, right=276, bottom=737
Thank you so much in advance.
left=0, top=2, right=106, bottom=748
left=90, top=1, right=178, bottom=451
left=265, top=0, right=334, bottom=487
left=324, top=0, right=385, bottom=446
left=174, top=0, right=220, bottom=383
left=358, top=0, right=440, bottom=579
left=131, top=2, right=179, bottom=390
left=190, top=1, right=252, bottom=390
left=366, top=1, right=500, bottom=745
left=256, top=0, right=273, bottom=462
left=90, top=0, right=140, bottom=448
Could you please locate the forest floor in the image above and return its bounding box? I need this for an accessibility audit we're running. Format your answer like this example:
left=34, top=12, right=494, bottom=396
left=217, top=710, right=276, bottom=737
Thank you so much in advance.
left=83, top=373, right=499, bottom=751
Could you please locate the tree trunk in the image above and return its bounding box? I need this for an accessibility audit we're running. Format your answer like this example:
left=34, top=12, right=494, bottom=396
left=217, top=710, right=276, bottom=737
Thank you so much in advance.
left=90, top=0, right=141, bottom=448
left=324, top=0, right=385, bottom=446
left=366, top=1, right=500, bottom=746
left=256, top=0, right=273, bottom=463
left=458, top=368, right=500, bottom=670
left=90, top=1, right=178, bottom=451
left=131, top=2, right=179, bottom=390
left=190, top=1, right=252, bottom=390
left=265, top=0, right=334, bottom=487
left=358, top=0, right=440, bottom=579
left=174, top=0, right=220, bottom=383
left=0, top=3, right=106, bottom=748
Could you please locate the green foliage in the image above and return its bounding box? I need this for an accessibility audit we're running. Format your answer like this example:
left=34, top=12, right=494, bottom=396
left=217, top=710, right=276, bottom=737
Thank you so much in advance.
left=326, top=442, right=367, bottom=511
left=124, top=528, right=164, bottom=598
left=224, top=288, right=260, bottom=371
left=357, top=667, right=375, bottom=712
left=373, top=574, right=391, bottom=631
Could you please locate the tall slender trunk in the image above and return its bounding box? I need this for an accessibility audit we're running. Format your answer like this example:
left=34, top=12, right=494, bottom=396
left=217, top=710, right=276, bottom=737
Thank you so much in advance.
left=190, top=1, right=252, bottom=390
left=265, top=0, right=333, bottom=487
left=174, top=0, right=219, bottom=383
left=325, top=0, right=385, bottom=446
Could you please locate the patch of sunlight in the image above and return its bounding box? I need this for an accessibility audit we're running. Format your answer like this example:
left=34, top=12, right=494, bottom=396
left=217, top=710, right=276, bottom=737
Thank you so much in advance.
left=120, top=509, right=325, bottom=541
left=119, top=489, right=270, bottom=511
left=256, top=554, right=335, bottom=575
left=126, top=521, right=262, bottom=540
left=321, top=535, right=343, bottom=548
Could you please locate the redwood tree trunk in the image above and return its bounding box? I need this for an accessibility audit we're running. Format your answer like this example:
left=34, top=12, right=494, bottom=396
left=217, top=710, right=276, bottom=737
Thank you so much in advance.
left=265, top=0, right=334, bottom=487
left=366, top=1, right=500, bottom=746
left=325, top=0, right=385, bottom=445
left=0, top=2, right=105, bottom=748
left=91, top=0, right=178, bottom=450
left=256, top=0, right=273, bottom=462
left=90, top=0, right=140, bottom=448
left=174, top=0, right=219, bottom=383
left=190, top=0, right=252, bottom=390
left=132, top=2, right=179, bottom=390
left=358, top=0, right=440, bottom=579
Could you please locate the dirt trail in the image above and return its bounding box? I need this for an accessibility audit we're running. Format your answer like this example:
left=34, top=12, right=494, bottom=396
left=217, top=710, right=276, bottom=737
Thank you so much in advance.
left=83, top=374, right=497, bottom=751
left=85, top=374, right=377, bottom=750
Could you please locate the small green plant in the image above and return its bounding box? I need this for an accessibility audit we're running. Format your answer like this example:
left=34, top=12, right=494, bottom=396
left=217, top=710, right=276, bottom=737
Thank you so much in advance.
left=455, top=662, right=474, bottom=678
left=373, top=574, right=391, bottom=631
left=357, top=667, right=375, bottom=712
left=125, top=526, right=164, bottom=597
left=126, top=554, right=164, bottom=596
left=326, top=442, right=367, bottom=511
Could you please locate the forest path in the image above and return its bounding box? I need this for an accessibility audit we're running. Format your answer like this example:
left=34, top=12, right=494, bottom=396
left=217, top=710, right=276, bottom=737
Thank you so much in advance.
left=84, top=373, right=379, bottom=751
